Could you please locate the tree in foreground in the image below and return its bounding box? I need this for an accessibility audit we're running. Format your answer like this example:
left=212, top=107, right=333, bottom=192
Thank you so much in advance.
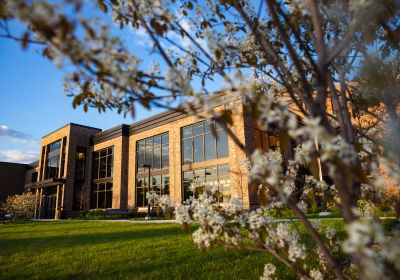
left=1, top=0, right=400, bottom=279
left=1, top=192, right=37, bottom=220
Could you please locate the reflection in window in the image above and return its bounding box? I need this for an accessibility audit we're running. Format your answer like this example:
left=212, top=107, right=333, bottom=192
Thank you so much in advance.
left=45, top=140, right=61, bottom=179
left=93, top=147, right=114, bottom=179
left=182, top=164, right=230, bottom=202
left=91, top=182, right=113, bottom=209
left=254, top=128, right=281, bottom=153
left=73, top=146, right=86, bottom=210
left=181, top=120, right=229, bottom=165
left=136, top=133, right=169, bottom=172
left=136, top=175, right=170, bottom=207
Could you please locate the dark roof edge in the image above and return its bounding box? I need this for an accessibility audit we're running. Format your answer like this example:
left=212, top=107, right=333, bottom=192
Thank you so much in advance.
left=129, top=93, right=242, bottom=135
left=27, top=160, right=39, bottom=169
left=92, top=124, right=130, bottom=144
left=0, top=161, right=28, bottom=166
left=42, top=123, right=101, bottom=139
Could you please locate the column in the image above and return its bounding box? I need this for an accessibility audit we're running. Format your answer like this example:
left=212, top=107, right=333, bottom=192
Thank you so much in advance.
left=54, top=185, right=60, bottom=220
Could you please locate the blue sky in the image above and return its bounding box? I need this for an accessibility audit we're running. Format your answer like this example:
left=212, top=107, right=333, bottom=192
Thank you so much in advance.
left=0, top=24, right=166, bottom=163
left=0, top=4, right=230, bottom=164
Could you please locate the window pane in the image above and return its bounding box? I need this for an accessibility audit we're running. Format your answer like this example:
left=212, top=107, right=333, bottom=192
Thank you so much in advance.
left=99, top=157, right=106, bottom=178
left=162, top=133, right=169, bottom=145
left=106, top=182, right=113, bottom=191
left=136, top=186, right=144, bottom=207
left=162, top=145, right=169, bottom=168
left=193, top=136, right=204, bottom=162
left=100, top=149, right=106, bottom=157
left=182, top=127, right=192, bottom=139
left=193, top=123, right=203, bottom=136
left=183, top=171, right=194, bottom=201
left=145, top=138, right=153, bottom=148
left=205, top=167, right=218, bottom=181
left=153, top=147, right=161, bottom=169
left=151, top=175, right=161, bottom=188
left=204, top=120, right=213, bottom=133
left=183, top=139, right=192, bottom=164
left=216, top=130, right=229, bottom=158
left=153, top=135, right=161, bottom=146
left=105, top=182, right=113, bottom=208
left=107, top=147, right=113, bottom=155
left=137, top=150, right=145, bottom=172
left=162, top=175, right=169, bottom=195
left=137, top=178, right=144, bottom=188
left=215, top=121, right=223, bottom=130
left=138, top=140, right=145, bottom=151
left=98, top=188, right=105, bottom=209
left=194, top=169, right=205, bottom=182
left=218, top=164, right=230, bottom=177
left=204, top=133, right=216, bottom=161
left=145, top=148, right=152, bottom=166
left=106, top=155, right=113, bottom=177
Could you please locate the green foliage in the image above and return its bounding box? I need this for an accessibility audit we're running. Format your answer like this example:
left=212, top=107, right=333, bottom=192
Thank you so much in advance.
left=78, top=209, right=105, bottom=220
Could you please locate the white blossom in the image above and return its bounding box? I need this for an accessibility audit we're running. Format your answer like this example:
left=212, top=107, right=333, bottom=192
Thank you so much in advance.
left=260, top=263, right=276, bottom=280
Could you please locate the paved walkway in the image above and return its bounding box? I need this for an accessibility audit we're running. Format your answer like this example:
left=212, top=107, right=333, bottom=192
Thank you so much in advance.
left=34, top=216, right=397, bottom=224
left=35, top=219, right=178, bottom=223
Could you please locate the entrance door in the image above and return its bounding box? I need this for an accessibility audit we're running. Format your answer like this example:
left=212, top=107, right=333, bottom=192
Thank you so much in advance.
left=42, top=187, right=57, bottom=219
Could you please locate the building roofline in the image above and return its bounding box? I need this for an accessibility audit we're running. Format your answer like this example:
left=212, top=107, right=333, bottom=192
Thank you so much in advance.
left=129, top=93, right=242, bottom=135
left=92, top=124, right=130, bottom=145
left=42, top=123, right=101, bottom=139
left=27, top=160, right=39, bottom=169
left=0, top=161, right=28, bottom=167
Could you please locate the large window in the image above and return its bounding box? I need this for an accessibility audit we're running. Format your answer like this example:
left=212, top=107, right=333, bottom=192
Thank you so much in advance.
left=182, top=164, right=230, bottom=202
left=91, top=147, right=113, bottom=209
left=91, top=182, right=113, bottom=209
left=136, top=133, right=170, bottom=207
left=136, top=133, right=169, bottom=172
left=136, top=175, right=169, bottom=207
left=45, top=140, right=61, bottom=179
left=182, top=120, right=229, bottom=165
left=73, top=146, right=86, bottom=210
left=254, top=128, right=281, bottom=153
left=93, top=147, right=114, bottom=179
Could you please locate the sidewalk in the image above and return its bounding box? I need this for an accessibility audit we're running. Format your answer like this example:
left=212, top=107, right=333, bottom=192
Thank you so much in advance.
left=33, top=216, right=397, bottom=223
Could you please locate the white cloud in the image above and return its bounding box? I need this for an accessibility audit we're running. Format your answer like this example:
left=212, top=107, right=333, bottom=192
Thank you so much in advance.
left=0, top=150, right=39, bottom=164
left=0, top=124, right=38, bottom=145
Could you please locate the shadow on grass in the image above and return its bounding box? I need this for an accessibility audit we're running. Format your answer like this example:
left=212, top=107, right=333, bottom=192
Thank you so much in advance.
left=0, top=226, right=186, bottom=254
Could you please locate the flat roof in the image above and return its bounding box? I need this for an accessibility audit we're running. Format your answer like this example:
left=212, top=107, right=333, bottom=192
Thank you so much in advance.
left=42, top=123, right=101, bottom=138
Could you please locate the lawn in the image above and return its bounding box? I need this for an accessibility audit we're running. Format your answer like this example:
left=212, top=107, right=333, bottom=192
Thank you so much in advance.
left=0, top=221, right=280, bottom=280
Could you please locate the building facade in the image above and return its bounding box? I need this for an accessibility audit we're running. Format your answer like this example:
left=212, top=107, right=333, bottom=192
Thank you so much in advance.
left=18, top=95, right=297, bottom=219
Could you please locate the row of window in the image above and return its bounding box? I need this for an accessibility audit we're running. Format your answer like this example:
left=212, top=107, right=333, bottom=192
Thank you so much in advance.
left=136, top=133, right=169, bottom=173
left=182, top=120, right=229, bottom=164
left=93, top=147, right=114, bottom=179
left=88, top=123, right=283, bottom=209
left=44, top=138, right=66, bottom=179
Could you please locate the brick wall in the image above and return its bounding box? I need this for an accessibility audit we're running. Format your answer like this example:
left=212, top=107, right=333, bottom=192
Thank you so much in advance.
left=0, top=162, right=26, bottom=203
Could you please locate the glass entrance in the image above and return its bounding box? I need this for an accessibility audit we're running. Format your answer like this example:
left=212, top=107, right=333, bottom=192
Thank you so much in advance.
left=42, top=187, right=57, bottom=219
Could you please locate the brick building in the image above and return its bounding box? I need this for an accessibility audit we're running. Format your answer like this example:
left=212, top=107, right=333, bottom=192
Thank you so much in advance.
left=11, top=94, right=301, bottom=219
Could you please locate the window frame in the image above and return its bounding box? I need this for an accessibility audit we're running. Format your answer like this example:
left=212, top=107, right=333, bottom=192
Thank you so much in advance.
left=181, top=120, right=229, bottom=166
left=182, top=163, right=230, bottom=203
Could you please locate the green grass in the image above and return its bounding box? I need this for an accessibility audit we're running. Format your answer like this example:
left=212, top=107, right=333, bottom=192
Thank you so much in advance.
left=0, top=221, right=287, bottom=280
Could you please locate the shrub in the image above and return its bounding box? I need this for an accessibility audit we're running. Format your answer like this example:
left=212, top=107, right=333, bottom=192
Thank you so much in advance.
left=1, top=192, right=36, bottom=220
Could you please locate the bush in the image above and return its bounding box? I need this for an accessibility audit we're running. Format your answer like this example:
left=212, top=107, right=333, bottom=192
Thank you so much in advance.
left=79, top=209, right=105, bottom=220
